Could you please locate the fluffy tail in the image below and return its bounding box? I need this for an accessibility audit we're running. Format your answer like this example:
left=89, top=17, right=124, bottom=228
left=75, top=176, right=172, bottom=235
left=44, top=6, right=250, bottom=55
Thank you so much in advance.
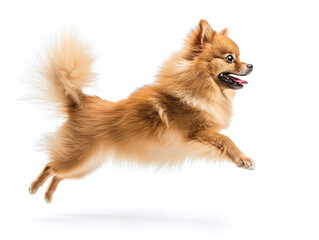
left=38, top=33, right=95, bottom=113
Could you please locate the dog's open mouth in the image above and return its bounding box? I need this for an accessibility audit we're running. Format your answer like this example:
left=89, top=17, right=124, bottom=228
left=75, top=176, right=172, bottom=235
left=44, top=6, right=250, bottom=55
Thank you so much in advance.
left=218, top=72, right=248, bottom=90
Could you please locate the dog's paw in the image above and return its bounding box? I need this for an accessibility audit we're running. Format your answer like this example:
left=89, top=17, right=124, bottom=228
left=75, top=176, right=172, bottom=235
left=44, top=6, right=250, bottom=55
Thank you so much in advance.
left=29, top=185, right=37, bottom=195
left=235, top=154, right=255, bottom=170
left=44, top=193, right=52, bottom=204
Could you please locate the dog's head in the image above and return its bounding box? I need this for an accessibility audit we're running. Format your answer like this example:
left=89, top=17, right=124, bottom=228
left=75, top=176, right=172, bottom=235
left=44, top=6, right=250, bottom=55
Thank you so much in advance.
left=184, top=20, right=253, bottom=90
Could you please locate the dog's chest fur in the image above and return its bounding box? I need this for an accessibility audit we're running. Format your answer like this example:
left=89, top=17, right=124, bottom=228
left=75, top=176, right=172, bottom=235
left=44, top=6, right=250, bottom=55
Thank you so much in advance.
left=163, top=89, right=234, bottom=132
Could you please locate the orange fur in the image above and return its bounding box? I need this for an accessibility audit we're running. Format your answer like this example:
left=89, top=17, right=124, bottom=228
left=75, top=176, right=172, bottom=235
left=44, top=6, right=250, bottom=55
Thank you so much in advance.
left=29, top=20, right=255, bottom=203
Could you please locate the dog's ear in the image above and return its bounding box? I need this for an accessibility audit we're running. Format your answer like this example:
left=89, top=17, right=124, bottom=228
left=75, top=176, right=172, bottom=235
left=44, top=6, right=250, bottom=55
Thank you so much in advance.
left=197, top=19, right=215, bottom=45
left=220, top=28, right=228, bottom=36
left=184, top=20, right=216, bottom=59
left=186, top=19, right=215, bottom=48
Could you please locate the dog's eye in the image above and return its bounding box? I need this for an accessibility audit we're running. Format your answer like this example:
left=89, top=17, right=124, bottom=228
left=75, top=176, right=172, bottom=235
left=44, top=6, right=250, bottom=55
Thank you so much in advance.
left=226, top=55, right=234, bottom=63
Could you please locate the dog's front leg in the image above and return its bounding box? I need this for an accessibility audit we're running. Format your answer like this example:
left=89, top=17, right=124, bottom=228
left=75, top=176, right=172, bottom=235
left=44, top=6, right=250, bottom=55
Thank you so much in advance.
left=190, top=130, right=255, bottom=170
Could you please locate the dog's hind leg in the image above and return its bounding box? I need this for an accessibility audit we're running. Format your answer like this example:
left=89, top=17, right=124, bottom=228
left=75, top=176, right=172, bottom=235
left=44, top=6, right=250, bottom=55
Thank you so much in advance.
left=44, top=176, right=63, bottom=203
left=29, top=163, right=53, bottom=194
left=29, top=123, right=107, bottom=202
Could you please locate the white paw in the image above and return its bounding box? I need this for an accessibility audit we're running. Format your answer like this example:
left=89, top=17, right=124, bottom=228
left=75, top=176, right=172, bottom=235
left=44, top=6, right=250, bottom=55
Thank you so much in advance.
left=236, top=154, right=255, bottom=170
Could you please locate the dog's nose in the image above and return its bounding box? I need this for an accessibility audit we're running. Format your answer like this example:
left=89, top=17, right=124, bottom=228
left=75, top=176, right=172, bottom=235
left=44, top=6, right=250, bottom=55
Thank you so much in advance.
left=247, top=64, right=253, bottom=70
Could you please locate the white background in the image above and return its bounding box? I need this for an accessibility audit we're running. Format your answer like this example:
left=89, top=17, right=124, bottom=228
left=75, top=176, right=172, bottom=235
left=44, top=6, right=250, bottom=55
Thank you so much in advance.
left=1, top=0, right=318, bottom=239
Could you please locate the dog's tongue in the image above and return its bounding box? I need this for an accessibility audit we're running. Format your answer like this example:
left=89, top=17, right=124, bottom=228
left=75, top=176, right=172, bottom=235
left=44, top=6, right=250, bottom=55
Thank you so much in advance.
left=229, top=75, right=248, bottom=84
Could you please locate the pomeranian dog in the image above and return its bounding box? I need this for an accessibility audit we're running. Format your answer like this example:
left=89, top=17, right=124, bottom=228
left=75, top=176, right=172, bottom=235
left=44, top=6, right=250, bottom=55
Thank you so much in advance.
left=29, top=19, right=254, bottom=203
